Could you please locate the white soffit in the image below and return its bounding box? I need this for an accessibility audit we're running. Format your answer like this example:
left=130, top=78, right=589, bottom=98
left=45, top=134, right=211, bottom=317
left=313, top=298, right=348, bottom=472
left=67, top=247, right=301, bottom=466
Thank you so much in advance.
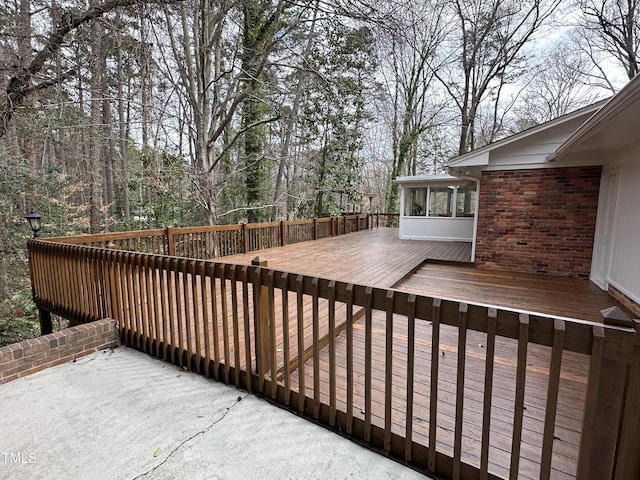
left=395, top=174, right=471, bottom=186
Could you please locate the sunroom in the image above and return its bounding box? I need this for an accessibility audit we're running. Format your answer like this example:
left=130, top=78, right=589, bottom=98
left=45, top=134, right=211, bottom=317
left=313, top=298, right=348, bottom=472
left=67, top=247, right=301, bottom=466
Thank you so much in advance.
left=396, top=175, right=478, bottom=248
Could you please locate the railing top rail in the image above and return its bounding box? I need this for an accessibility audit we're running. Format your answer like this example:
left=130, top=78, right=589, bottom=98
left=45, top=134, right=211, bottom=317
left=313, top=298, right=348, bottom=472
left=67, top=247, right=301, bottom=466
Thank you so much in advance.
left=43, top=228, right=168, bottom=244
left=169, top=224, right=243, bottom=234
left=39, top=214, right=400, bottom=246
left=286, top=218, right=315, bottom=226
left=245, top=221, right=281, bottom=229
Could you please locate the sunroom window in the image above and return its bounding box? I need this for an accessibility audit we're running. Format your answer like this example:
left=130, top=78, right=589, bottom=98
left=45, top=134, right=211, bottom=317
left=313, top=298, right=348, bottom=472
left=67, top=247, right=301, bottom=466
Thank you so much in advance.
left=403, top=183, right=477, bottom=218
left=405, top=188, right=427, bottom=216
left=429, top=187, right=453, bottom=217
left=456, top=185, right=477, bottom=217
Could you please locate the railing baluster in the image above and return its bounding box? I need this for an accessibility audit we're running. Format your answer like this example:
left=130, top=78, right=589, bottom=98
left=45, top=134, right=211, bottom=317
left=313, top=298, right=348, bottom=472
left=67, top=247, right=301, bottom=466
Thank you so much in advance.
left=231, top=265, right=242, bottom=388
left=576, top=325, right=606, bottom=479
left=281, top=272, right=291, bottom=406
left=346, top=284, right=354, bottom=435
left=209, top=262, right=220, bottom=382
left=141, top=255, right=152, bottom=353
left=453, top=303, right=469, bottom=480
left=167, top=258, right=179, bottom=364
left=191, top=260, right=203, bottom=374
left=509, top=313, right=530, bottom=480
left=220, top=263, right=231, bottom=384
left=158, top=260, right=170, bottom=361
left=241, top=266, right=252, bottom=393
left=296, top=274, right=305, bottom=413
left=405, top=294, right=416, bottom=462
left=328, top=280, right=337, bottom=426
left=428, top=298, right=442, bottom=472
left=150, top=255, right=162, bottom=356
left=540, top=318, right=565, bottom=480
left=480, top=308, right=498, bottom=480
left=364, top=286, right=373, bottom=443
left=384, top=290, right=394, bottom=452
left=181, top=259, right=193, bottom=368
left=268, top=270, right=277, bottom=399
left=128, top=254, right=140, bottom=348
left=312, top=277, right=320, bottom=419
left=200, top=262, right=212, bottom=378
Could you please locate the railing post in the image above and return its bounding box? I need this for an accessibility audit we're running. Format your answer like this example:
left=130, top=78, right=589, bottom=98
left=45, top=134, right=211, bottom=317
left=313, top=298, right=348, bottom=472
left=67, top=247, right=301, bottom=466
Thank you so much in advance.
left=613, top=317, right=640, bottom=480
left=280, top=220, right=286, bottom=247
left=252, top=257, right=271, bottom=384
left=577, top=308, right=635, bottom=480
left=242, top=223, right=249, bottom=253
left=313, top=218, right=318, bottom=240
left=166, top=227, right=176, bottom=257
left=38, top=309, right=52, bottom=335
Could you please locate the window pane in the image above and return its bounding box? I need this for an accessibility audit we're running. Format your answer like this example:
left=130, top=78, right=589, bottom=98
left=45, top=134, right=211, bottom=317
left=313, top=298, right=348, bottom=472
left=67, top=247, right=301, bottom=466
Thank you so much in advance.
left=404, top=188, right=427, bottom=216
left=456, top=185, right=477, bottom=217
left=429, top=187, right=453, bottom=217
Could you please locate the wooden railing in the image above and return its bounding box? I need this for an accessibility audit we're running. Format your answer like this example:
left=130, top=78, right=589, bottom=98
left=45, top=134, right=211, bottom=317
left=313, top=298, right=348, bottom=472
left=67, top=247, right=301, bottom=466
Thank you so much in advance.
left=27, top=238, right=640, bottom=480
left=43, top=214, right=398, bottom=259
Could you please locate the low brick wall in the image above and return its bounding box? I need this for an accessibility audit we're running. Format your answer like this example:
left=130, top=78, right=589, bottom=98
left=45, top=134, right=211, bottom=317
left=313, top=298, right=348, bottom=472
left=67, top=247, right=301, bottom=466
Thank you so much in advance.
left=0, top=319, right=118, bottom=385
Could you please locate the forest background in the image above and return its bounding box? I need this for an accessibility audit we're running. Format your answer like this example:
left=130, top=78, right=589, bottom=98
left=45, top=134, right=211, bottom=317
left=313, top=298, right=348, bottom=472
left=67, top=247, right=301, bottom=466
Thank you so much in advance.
left=1, top=0, right=638, bottom=345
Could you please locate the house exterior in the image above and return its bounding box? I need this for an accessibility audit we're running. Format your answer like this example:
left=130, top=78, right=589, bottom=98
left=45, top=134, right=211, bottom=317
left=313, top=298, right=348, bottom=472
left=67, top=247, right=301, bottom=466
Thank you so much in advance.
left=397, top=75, right=640, bottom=317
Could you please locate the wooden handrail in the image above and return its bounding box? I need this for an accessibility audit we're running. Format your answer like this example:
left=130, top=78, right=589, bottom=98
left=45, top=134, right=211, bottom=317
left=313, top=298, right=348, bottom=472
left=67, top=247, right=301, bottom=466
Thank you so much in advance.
left=26, top=238, right=639, bottom=480
left=39, top=214, right=400, bottom=260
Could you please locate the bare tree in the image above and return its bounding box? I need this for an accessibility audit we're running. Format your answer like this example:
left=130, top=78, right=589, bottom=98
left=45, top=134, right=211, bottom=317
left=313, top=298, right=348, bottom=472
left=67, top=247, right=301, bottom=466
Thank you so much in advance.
left=434, top=0, right=560, bottom=154
left=575, top=0, right=640, bottom=82
left=514, top=40, right=604, bottom=127
left=0, top=0, right=185, bottom=140
left=381, top=0, right=447, bottom=213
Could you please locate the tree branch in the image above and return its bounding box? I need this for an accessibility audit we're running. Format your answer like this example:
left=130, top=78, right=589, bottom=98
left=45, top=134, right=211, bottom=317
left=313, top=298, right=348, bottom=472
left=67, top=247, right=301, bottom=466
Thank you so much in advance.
left=0, top=0, right=184, bottom=139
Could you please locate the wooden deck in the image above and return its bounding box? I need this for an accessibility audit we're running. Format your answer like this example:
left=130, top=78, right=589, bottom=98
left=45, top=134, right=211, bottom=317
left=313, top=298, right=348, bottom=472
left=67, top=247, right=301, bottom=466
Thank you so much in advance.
left=219, top=227, right=623, bottom=322
left=396, top=263, right=626, bottom=323
left=30, top=227, right=635, bottom=480
left=218, top=227, right=472, bottom=288
left=213, top=227, right=625, bottom=479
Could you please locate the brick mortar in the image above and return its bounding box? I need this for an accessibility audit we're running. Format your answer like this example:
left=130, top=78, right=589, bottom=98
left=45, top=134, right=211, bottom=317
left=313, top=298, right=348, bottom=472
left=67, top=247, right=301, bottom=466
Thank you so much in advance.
left=475, top=166, right=602, bottom=277
left=0, top=319, right=117, bottom=384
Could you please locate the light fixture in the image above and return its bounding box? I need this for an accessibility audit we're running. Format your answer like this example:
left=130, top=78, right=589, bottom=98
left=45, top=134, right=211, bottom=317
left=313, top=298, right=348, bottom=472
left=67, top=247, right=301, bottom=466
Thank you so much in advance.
left=24, top=208, right=42, bottom=238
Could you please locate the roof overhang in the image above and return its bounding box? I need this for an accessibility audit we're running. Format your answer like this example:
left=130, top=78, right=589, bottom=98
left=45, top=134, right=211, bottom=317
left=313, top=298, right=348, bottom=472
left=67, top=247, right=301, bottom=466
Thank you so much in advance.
left=395, top=175, right=475, bottom=186
left=449, top=101, right=607, bottom=168
left=548, top=74, right=640, bottom=163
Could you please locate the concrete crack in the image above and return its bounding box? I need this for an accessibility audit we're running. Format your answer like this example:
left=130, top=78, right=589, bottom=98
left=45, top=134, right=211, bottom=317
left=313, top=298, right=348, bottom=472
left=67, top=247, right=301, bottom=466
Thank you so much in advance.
left=132, top=393, right=248, bottom=479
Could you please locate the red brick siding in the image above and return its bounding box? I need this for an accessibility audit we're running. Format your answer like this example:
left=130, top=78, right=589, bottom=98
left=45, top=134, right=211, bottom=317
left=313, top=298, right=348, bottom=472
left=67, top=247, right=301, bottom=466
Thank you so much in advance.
left=0, top=319, right=118, bottom=384
left=475, top=166, right=602, bottom=277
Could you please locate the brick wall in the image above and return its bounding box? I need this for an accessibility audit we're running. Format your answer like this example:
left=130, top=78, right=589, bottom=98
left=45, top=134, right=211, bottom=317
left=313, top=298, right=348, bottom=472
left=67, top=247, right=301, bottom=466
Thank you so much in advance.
left=0, top=319, right=118, bottom=385
left=475, top=166, right=602, bottom=277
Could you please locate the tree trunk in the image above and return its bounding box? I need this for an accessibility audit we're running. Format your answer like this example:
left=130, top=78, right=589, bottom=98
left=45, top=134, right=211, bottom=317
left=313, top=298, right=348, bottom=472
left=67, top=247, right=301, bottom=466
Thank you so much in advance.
left=88, top=3, right=104, bottom=234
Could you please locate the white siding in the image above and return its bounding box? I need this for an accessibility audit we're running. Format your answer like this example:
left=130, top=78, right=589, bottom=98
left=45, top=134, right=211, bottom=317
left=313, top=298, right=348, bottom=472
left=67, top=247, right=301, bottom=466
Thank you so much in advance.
left=399, top=217, right=475, bottom=242
left=600, top=152, right=640, bottom=304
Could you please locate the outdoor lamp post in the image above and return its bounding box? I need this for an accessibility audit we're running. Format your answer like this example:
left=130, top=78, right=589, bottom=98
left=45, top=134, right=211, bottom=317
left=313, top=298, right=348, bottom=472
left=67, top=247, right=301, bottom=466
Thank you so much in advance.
left=24, top=208, right=52, bottom=334
left=24, top=208, right=42, bottom=238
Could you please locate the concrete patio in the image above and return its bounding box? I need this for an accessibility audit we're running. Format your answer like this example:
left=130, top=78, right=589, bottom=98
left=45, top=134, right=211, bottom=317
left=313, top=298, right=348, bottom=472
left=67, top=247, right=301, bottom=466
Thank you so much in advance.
left=0, top=346, right=431, bottom=480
